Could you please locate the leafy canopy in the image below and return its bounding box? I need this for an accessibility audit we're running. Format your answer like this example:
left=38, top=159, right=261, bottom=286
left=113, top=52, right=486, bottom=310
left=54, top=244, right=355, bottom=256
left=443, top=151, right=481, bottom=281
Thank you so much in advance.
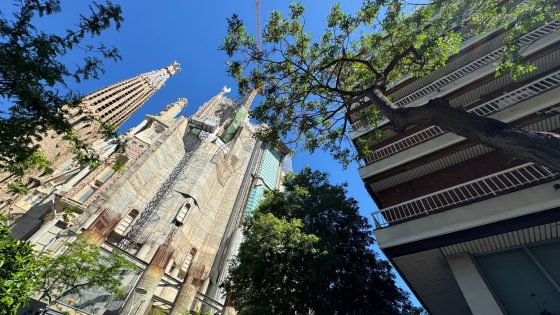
left=0, top=217, right=134, bottom=313
left=222, top=0, right=560, bottom=165
left=0, top=0, right=123, bottom=173
left=0, top=216, right=42, bottom=314
left=36, top=236, right=136, bottom=308
left=223, top=168, right=422, bottom=315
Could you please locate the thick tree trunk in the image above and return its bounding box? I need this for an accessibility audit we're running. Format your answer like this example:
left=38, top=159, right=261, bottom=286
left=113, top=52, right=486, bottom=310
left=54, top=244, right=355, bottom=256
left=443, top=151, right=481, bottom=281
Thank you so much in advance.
left=367, top=88, right=560, bottom=171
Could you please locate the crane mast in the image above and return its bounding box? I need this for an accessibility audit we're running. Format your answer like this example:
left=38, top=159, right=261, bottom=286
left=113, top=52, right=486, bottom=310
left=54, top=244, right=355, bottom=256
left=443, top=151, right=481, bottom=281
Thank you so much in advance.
left=256, top=0, right=261, bottom=49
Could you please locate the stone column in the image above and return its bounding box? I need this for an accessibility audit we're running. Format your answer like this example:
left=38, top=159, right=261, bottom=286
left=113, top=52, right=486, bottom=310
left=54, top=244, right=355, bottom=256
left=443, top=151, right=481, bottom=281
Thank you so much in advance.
left=446, top=253, right=504, bottom=315
left=161, top=261, right=181, bottom=301
left=195, top=277, right=211, bottom=312
left=170, top=266, right=180, bottom=278
left=222, top=296, right=237, bottom=315
left=82, top=208, right=122, bottom=246
left=169, top=263, right=205, bottom=315
left=120, top=244, right=174, bottom=315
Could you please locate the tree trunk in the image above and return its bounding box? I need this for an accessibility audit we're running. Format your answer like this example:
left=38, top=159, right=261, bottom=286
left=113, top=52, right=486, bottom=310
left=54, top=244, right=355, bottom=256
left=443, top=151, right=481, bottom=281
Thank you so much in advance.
left=367, top=88, right=560, bottom=171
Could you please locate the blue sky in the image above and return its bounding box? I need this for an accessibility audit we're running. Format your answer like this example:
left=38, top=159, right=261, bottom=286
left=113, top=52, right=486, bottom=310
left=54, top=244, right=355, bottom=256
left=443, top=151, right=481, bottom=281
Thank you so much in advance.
left=3, top=0, right=418, bottom=305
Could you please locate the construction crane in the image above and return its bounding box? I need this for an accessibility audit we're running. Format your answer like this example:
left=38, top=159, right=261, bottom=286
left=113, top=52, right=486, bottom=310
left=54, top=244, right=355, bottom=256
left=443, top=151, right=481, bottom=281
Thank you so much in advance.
left=242, top=0, right=261, bottom=110
left=256, top=0, right=261, bottom=50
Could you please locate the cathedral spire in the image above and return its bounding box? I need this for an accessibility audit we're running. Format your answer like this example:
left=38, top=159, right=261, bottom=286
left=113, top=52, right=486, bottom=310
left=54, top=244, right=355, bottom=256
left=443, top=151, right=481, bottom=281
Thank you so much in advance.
left=189, top=86, right=236, bottom=133
left=82, top=61, right=181, bottom=128
left=141, top=61, right=181, bottom=91
left=155, top=98, right=187, bottom=123
left=242, top=89, right=258, bottom=110
left=38, top=61, right=181, bottom=167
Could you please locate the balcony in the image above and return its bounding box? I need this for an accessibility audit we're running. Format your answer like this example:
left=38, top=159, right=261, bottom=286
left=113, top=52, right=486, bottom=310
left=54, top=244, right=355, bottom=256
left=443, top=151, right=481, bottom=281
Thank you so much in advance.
left=361, top=69, right=560, bottom=166
left=372, top=163, right=559, bottom=229
left=349, top=19, right=560, bottom=140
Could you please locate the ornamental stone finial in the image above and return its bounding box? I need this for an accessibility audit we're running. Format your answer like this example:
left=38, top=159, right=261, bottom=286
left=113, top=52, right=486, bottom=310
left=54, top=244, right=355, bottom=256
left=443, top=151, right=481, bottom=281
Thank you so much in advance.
left=165, top=61, right=181, bottom=76
left=220, top=86, right=232, bottom=96
left=156, top=98, right=188, bottom=121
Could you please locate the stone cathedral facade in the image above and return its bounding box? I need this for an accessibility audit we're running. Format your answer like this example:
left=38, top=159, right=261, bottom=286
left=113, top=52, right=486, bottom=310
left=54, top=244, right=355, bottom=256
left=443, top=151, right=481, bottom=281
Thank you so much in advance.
left=5, top=66, right=289, bottom=314
left=0, top=62, right=181, bottom=232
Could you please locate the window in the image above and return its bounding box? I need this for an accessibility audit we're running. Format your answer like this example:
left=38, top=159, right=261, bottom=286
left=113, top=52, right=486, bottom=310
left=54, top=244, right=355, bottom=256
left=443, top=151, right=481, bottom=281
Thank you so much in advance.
left=175, top=202, right=191, bottom=224
left=0, top=200, right=9, bottom=209
left=475, top=242, right=560, bottom=314
left=182, top=248, right=197, bottom=272
left=79, top=123, right=92, bottom=130
left=74, top=186, right=95, bottom=203
left=114, top=209, right=139, bottom=235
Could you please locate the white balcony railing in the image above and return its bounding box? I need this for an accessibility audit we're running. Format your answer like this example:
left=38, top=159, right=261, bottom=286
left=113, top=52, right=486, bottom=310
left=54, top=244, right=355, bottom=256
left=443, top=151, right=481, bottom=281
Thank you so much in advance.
left=350, top=119, right=368, bottom=131
left=393, top=20, right=560, bottom=108
left=364, top=126, right=445, bottom=164
left=350, top=19, right=560, bottom=132
left=361, top=69, right=560, bottom=165
left=372, top=163, right=559, bottom=229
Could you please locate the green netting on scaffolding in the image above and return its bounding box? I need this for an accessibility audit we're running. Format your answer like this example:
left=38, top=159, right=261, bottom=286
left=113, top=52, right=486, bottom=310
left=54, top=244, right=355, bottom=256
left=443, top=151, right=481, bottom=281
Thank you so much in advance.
left=221, top=107, right=249, bottom=143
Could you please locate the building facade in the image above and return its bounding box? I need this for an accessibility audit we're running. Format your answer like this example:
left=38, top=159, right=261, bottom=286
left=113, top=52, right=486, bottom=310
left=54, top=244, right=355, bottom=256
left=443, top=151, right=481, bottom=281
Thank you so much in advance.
left=0, top=62, right=181, bottom=224
left=15, top=84, right=288, bottom=314
left=349, top=19, right=560, bottom=315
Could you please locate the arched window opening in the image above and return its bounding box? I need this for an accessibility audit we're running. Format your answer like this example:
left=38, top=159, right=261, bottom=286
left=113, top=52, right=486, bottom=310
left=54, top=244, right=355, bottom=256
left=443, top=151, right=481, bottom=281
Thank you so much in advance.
left=174, top=202, right=192, bottom=225
left=182, top=248, right=197, bottom=272
left=79, top=123, right=92, bottom=130
left=114, top=209, right=139, bottom=235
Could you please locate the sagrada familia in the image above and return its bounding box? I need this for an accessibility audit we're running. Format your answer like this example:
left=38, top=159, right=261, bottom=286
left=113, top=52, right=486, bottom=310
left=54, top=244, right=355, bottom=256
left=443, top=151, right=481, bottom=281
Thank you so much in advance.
left=1, top=62, right=290, bottom=314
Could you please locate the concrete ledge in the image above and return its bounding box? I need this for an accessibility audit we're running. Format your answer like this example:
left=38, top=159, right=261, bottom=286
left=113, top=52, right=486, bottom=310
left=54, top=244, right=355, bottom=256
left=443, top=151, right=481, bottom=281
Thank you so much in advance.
left=376, top=179, right=560, bottom=249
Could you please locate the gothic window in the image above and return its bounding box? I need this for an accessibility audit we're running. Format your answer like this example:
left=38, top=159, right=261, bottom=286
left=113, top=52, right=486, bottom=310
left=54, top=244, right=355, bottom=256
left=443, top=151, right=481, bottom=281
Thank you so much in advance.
left=182, top=248, right=197, bottom=272
left=114, top=209, right=139, bottom=235
left=79, top=123, right=92, bottom=130
left=175, top=202, right=191, bottom=224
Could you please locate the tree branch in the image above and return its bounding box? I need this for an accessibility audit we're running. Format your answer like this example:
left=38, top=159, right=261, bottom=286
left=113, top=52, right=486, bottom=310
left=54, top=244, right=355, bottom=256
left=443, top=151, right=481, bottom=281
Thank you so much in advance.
left=366, top=88, right=560, bottom=171
left=382, top=46, right=417, bottom=83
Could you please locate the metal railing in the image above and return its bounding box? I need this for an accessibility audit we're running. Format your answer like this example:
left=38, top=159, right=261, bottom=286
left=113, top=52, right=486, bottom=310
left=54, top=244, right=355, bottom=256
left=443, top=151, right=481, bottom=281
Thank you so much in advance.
left=350, top=19, right=560, bottom=132
left=361, top=70, right=560, bottom=165
left=364, top=126, right=445, bottom=164
left=102, top=242, right=225, bottom=313
left=393, top=20, right=560, bottom=108
left=372, top=163, right=559, bottom=228
left=350, top=119, right=368, bottom=131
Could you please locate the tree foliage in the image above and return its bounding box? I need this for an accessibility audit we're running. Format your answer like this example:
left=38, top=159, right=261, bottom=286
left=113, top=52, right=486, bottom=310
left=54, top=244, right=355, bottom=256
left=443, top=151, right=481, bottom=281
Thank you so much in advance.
left=0, top=0, right=123, bottom=173
left=0, top=217, right=134, bottom=314
left=36, top=237, right=136, bottom=310
left=223, top=168, right=422, bottom=315
left=0, top=216, right=42, bottom=314
left=222, top=0, right=560, bottom=167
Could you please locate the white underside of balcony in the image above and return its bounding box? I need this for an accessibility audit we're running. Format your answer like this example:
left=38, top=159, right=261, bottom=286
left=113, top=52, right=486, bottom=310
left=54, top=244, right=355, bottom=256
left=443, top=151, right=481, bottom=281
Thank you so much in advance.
left=349, top=26, right=560, bottom=141
left=359, top=85, right=560, bottom=180
left=375, top=178, right=560, bottom=250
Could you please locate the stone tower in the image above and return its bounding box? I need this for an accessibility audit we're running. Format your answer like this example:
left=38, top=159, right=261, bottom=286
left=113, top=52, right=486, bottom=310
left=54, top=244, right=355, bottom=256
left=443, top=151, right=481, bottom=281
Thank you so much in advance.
left=18, top=87, right=289, bottom=315
left=79, top=61, right=181, bottom=128
left=0, top=62, right=180, bottom=223
left=39, top=61, right=181, bottom=166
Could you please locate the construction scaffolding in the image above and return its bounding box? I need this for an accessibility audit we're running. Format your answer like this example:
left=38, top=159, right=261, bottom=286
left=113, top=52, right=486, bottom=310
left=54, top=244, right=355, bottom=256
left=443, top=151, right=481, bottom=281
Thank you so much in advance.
left=117, top=138, right=202, bottom=250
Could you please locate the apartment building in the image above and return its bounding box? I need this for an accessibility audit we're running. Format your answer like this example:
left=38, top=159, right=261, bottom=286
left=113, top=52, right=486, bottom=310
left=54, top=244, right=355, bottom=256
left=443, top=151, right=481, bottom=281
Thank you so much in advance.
left=350, top=19, right=560, bottom=315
